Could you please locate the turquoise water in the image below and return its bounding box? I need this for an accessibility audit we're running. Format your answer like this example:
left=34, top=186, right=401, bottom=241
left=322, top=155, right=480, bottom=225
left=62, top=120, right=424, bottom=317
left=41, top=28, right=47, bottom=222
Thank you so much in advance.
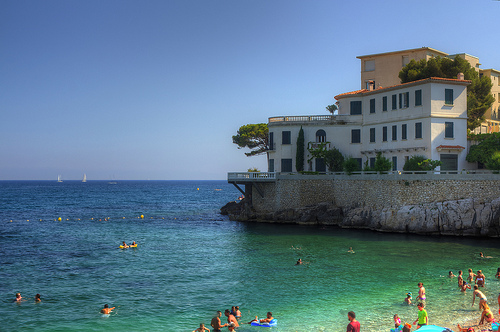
left=1, top=181, right=499, bottom=331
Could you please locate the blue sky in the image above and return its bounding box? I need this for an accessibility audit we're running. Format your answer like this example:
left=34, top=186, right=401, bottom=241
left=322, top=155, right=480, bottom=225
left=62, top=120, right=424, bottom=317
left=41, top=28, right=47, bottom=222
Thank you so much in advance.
left=1, top=0, right=499, bottom=180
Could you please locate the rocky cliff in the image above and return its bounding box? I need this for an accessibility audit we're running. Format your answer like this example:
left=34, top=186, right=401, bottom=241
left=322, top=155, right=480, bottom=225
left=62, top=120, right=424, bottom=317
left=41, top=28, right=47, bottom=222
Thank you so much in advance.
left=221, top=197, right=500, bottom=237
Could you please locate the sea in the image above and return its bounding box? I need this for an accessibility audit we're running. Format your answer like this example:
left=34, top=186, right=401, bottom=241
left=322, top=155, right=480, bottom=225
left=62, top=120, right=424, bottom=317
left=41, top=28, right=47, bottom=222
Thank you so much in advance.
left=1, top=180, right=499, bottom=332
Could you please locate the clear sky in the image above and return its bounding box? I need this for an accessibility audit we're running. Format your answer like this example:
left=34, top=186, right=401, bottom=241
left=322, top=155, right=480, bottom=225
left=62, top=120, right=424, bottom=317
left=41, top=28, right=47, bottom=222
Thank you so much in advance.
left=1, top=0, right=499, bottom=180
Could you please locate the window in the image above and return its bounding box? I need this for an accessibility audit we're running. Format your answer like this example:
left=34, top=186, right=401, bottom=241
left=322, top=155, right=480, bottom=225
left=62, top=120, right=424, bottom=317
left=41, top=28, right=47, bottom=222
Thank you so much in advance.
left=383, top=96, right=388, bottom=111
left=269, top=132, right=274, bottom=150
left=392, top=156, right=397, bottom=171
left=445, top=89, right=454, bottom=105
left=281, top=159, right=292, bottom=172
left=392, top=94, right=397, bottom=110
left=415, top=122, right=422, bottom=139
left=415, top=90, right=422, bottom=106
left=369, top=157, right=375, bottom=169
left=370, top=98, right=375, bottom=113
left=364, top=60, right=375, bottom=72
left=399, top=92, right=409, bottom=108
left=269, top=159, right=274, bottom=172
left=382, top=126, right=388, bottom=142
left=402, top=55, right=409, bottom=67
left=392, top=125, right=397, bottom=141
left=440, top=154, right=458, bottom=171
left=445, top=122, right=454, bottom=138
left=316, top=130, right=326, bottom=143
left=370, top=128, right=376, bottom=143
left=282, top=131, right=291, bottom=144
left=402, top=124, right=407, bottom=140
left=351, top=129, right=361, bottom=143
left=350, top=101, right=362, bottom=115
left=355, top=158, right=363, bottom=171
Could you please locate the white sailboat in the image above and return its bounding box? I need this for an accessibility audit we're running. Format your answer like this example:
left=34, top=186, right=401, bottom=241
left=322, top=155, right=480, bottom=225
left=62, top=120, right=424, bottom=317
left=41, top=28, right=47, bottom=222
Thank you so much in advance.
left=82, top=174, right=87, bottom=182
left=57, top=175, right=63, bottom=183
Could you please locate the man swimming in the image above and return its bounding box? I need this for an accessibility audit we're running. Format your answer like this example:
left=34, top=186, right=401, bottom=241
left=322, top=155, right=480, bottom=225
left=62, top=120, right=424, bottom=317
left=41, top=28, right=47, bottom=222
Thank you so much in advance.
left=14, top=293, right=22, bottom=302
left=101, top=304, right=115, bottom=315
left=248, top=312, right=274, bottom=324
left=224, top=309, right=239, bottom=331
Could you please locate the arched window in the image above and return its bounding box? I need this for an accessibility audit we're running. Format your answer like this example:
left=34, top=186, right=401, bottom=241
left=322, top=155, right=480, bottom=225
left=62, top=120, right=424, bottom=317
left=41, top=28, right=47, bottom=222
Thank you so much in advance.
left=316, top=130, right=326, bottom=143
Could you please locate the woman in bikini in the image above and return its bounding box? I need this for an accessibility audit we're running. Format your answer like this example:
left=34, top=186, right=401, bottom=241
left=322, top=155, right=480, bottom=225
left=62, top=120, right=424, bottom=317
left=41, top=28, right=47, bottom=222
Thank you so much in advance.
left=475, top=270, right=485, bottom=287
left=472, top=285, right=487, bottom=308
left=417, top=282, right=426, bottom=302
left=479, top=303, right=495, bottom=325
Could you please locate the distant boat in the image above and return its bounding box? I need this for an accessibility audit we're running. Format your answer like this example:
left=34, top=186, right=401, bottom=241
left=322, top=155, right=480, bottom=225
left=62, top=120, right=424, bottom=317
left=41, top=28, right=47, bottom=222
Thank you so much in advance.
left=57, top=175, right=63, bottom=183
left=82, top=174, right=87, bottom=182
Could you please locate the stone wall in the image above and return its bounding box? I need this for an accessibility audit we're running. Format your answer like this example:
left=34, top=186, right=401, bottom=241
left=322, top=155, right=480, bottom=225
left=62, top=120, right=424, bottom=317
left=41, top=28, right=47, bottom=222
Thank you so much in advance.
left=252, top=173, right=500, bottom=212
left=236, top=173, right=500, bottom=237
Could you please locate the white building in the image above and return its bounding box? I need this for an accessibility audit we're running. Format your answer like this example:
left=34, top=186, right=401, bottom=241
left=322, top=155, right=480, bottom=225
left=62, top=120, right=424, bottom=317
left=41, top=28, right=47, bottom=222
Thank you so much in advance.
left=267, top=77, right=470, bottom=173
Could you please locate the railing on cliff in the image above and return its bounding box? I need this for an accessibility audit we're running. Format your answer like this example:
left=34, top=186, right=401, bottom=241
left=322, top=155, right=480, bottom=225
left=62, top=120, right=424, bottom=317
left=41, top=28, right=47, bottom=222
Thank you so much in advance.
left=228, top=172, right=277, bottom=182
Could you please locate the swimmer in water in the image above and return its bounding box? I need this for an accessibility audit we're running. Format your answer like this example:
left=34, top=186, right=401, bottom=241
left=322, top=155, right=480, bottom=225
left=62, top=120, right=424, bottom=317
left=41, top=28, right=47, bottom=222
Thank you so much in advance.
left=495, top=267, right=500, bottom=280
left=121, top=241, right=129, bottom=249
left=460, top=281, right=471, bottom=293
left=348, top=247, right=355, bottom=253
left=101, top=304, right=115, bottom=315
left=467, top=269, right=476, bottom=283
left=14, top=293, right=22, bottom=302
left=448, top=271, right=456, bottom=278
left=405, top=292, right=412, bottom=305
left=35, top=294, right=41, bottom=303
left=235, top=306, right=241, bottom=319
left=475, top=270, right=485, bottom=287
left=192, top=323, right=210, bottom=332
left=248, top=312, right=274, bottom=324
left=295, top=258, right=302, bottom=265
left=458, top=270, right=464, bottom=288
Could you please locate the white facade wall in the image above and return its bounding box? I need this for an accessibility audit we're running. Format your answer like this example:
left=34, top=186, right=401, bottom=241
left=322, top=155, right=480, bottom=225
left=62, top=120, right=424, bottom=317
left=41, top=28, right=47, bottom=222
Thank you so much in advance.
left=267, top=79, right=469, bottom=172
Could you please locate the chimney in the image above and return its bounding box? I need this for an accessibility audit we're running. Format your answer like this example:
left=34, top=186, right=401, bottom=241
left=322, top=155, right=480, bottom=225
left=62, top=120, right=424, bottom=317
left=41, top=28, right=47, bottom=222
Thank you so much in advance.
left=368, top=80, right=375, bottom=91
left=457, top=72, right=464, bottom=80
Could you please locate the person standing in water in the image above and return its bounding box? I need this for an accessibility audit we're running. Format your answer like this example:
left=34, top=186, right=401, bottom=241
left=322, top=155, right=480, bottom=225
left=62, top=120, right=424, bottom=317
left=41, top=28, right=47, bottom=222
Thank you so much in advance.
left=413, top=302, right=428, bottom=328
left=346, top=311, right=360, bottom=332
left=14, top=293, right=23, bottom=302
left=472, top=285, right=487, bottom=308
left=35, top=294, right=41, bottom=303
left=211, top=311, right=227, bottom=332
left=458, top=270, right=464, bottom=288
left=224, top=309, right=239, bottom=332
left=417, top=283, right=426, bottom=302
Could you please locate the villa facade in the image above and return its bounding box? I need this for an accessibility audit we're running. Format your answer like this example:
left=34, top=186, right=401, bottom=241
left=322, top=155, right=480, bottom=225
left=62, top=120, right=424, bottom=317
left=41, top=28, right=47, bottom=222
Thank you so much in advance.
left=268, top=77, right=471, bottom=173
left=357, top=47, right=500, bottom=133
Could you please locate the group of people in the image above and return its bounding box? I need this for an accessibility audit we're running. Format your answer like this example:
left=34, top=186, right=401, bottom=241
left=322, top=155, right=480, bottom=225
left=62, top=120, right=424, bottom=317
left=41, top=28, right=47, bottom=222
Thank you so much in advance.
left=192, top=307, right=274, bottom=332
left=120, top=241, right=136, bottom=248
left=13, top=292, right=41, bottom=303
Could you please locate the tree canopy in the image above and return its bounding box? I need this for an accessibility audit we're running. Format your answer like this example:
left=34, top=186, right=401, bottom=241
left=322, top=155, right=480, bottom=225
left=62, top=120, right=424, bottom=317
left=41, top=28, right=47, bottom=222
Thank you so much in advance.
left=466, top=132, right=500, bottom=166
left=399, top=56, right=494, bottom=130
left=232, top=123, right=269, bottom=157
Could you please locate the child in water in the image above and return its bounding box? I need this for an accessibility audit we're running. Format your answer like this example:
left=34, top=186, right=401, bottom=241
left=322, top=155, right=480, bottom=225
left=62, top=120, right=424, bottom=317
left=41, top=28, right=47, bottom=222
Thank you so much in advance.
left=404, top=292, right=412, bottom=305
left=460, top=281, right=471, bottom=293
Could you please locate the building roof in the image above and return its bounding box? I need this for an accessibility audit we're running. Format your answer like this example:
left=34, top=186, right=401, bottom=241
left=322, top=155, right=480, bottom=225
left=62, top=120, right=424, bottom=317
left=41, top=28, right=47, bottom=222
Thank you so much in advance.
left=334, top=77, right=471, bottom=100
left=356, top=47, right=448, bottom=59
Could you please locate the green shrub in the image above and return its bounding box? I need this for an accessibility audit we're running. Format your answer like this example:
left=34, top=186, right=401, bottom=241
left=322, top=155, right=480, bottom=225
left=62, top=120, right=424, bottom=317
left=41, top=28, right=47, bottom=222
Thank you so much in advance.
left=343, top=157, right=360, bottom=175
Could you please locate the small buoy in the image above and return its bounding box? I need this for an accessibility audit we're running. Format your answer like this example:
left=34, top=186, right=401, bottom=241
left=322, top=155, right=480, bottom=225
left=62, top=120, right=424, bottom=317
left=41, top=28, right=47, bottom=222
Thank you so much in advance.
left=10, top=220, right=12, bottom=222
left=66, top=219, right=69, bottom=221
left=58, top=217, right=62, bottom=221
left=123, top=217, right=125, bottom=219
left=197, top=188, right=199, bottom=190
left=140, top=215, right=144, bottom=219
left=39, top=219, right=42, bottom=221
left=91, top=218, right=94, bottom=220
left=27, top=220, right=29, bottom=221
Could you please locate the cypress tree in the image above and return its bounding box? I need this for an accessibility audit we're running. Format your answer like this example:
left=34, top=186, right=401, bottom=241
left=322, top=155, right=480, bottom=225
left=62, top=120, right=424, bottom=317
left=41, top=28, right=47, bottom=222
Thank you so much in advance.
left=296, top=126, right=304, bottom=172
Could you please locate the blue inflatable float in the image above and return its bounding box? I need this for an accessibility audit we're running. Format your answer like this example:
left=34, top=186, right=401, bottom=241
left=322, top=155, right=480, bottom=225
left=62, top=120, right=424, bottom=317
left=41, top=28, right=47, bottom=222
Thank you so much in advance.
left=251, top=319, right=277, bottom=327
left=414, top=325, right=453, bottom=332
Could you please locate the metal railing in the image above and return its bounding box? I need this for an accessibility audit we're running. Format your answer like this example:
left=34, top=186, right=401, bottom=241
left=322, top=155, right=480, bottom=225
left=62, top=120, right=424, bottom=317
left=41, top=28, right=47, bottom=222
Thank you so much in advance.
left=227, top=172, right=277, bottom=182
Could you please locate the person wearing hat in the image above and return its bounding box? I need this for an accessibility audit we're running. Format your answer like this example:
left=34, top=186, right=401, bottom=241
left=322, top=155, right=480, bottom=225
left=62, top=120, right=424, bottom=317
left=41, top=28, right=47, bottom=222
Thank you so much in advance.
left=404, top=292, right=412, bottom=305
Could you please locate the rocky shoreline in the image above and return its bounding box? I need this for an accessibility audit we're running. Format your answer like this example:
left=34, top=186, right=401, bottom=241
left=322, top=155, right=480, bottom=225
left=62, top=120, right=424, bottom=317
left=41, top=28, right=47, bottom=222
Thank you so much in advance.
left=221, top=197, right=500, bottom=237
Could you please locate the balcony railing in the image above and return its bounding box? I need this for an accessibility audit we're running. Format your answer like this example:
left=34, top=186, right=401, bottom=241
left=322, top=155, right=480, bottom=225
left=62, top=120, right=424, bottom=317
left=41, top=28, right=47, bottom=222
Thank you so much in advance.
left=228, top=172, right=277, bottom=182
left=268, top=115, right=352, bottom=123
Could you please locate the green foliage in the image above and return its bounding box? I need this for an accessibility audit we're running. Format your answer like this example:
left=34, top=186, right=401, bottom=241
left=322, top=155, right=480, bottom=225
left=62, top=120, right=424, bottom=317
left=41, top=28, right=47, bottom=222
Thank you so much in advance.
left=247, top=167, right=260, bottom=172
left=466, top=132, right=500, bottom=165
left=363, top=160, right=373, bottom=172
left=403, top=155, right=441, bottom=171
left=373, top=152, right=392, bottom=172
left=326, top=104, right=338, bottom=114
left=343, top=157, right=360, bottom=175
left=296, top=127, right=305, bottom=172
left=399, top=56, right=494, bottom=130
left=307, top=142, right=329, bottom=163
left=324, top=147, right=344, bottom=172
left=232, top=123, right=269, bottom=157
left=486, top=151, right=500, bottom=170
